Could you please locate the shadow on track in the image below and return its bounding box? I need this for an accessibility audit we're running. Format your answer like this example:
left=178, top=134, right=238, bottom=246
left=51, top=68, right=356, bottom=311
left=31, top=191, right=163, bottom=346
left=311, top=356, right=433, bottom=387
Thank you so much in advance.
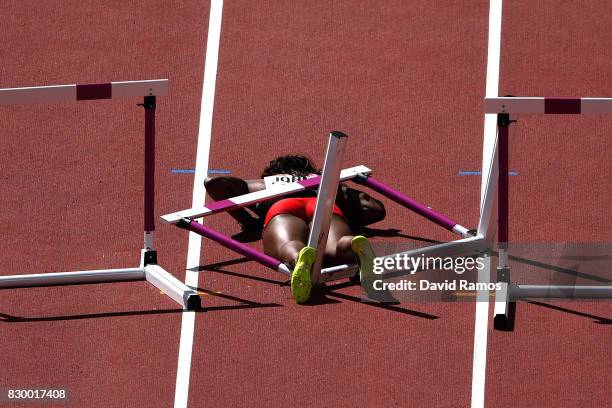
left=526, top=301, right=611, bottom=325
left=190, top=257, right=441, bottom=319
left=358, top=226, right=441, bottom=243
left=0, top=288, right=282, bottom=323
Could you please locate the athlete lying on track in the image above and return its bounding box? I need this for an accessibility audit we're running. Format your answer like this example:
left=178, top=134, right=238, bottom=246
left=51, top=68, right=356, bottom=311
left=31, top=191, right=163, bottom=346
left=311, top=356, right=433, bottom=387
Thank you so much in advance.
left=204, top=154, right=386, bottom=303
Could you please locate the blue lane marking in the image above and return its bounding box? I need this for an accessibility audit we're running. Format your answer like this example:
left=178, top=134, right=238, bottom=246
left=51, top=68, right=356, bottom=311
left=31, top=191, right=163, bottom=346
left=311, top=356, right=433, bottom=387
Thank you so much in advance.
left=458, top=171, right=519, bottom=176
left=170, top=168, right=232, bottom=174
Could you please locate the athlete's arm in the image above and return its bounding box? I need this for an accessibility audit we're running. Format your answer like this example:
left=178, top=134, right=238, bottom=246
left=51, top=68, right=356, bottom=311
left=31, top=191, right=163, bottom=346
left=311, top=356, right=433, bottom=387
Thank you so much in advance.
left=204, top=176, right=264, bottom=227
left=244, top=179, right=265, bottom=193
left=336, top=184, right=386, bottom=228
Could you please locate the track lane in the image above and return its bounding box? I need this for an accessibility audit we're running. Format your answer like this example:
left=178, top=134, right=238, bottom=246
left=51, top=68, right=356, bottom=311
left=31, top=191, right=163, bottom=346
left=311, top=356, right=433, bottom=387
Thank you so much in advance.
left=0, top=1, right=210, bottom=406
left=485, top=1, right=612, bottom=406
left=188, top=1, right=490, bottom=406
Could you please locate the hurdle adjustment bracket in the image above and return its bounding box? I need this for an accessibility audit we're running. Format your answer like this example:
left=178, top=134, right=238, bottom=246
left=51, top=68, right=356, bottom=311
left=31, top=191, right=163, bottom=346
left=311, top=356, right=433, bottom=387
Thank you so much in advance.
left=497, top=266, right=510, bottom=283
left=138, top=95, right=156, bottom=110
left=496, top=112, right=517, bottom=128
left=140, top=249, right=158, bottom=267
left=351, top=172, right=370, bottom=185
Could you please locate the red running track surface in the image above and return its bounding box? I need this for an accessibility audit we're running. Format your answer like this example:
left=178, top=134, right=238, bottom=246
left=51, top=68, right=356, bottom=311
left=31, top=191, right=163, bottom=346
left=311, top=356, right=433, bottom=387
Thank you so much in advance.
left=0, top=1, right=610, bottom=407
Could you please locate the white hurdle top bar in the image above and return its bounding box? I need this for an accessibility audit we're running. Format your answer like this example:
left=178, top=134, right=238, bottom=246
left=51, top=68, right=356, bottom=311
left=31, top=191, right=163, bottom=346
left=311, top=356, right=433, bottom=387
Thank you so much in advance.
left=161, top=165, right=372, bottom=224
left=485, top=97, right=612, bottom=114
left=0, top=79, right=168, bottom=105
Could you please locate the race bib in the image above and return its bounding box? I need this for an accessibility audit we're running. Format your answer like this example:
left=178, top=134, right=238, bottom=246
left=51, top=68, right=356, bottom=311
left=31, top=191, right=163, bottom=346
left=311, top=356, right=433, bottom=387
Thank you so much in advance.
left=263, top=173, right=316, bottom=189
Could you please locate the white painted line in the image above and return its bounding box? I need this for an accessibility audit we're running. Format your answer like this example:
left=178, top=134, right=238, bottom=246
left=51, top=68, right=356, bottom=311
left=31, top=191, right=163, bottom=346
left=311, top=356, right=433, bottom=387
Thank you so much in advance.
left=471, top=256, right=492, bottom=408
left=174, top=1, right=224, bottom=408
left=471, top=1, right=503, bottom=407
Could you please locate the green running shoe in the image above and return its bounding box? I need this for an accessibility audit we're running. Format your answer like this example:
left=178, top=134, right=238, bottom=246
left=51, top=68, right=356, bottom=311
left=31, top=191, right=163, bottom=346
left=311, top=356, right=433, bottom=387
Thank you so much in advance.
left=291, top=246, right=316, bottom=304
left=351, top=235, right=376, bottom=290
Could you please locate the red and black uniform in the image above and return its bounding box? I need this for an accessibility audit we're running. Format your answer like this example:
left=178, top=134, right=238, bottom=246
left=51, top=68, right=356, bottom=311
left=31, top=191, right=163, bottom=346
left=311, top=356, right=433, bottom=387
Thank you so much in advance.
left=254, top=190, right=346, bottom=227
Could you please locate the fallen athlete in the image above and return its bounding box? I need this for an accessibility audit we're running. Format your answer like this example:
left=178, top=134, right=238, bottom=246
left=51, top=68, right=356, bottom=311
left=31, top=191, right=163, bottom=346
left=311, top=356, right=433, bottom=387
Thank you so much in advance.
left=204, top=154, right=386, bottom=303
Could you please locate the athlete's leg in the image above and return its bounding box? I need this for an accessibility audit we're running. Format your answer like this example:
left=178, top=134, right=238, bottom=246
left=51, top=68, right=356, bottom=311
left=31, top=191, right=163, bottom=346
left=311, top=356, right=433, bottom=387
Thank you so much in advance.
left=323, top=215, right=356, bottom=265
left=262, top=214, right=309, bottom=266
left=318, top=215, right=376, bottom=288
left=263, top=214, right=317, bottom=303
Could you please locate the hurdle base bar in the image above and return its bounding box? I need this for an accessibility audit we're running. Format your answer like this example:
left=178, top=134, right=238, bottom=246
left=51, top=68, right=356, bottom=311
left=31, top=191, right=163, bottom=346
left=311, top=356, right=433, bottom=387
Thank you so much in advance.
left=0, top=266, right=200, bottom=310
left=494, top=283, right=612, bottom=330
left=379, top=234, right=487, bottom=270
left=144, top=265, right=201, bottom=310
left=510, top=285, right=612, bottom=299
left=319, top=234, right=488, bottom=284
left=320, top=263, right=360, bottom=283
left=0, top=268, right=145, bottom=288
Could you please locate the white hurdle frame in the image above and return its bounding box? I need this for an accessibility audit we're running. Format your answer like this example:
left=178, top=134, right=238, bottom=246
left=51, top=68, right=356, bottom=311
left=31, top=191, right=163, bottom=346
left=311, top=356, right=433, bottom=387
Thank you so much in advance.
left=0, top=79, right=200, bottom=310
left=485, top=96, right=612, bottom=330
left=307, top=131, right=348, bottom=286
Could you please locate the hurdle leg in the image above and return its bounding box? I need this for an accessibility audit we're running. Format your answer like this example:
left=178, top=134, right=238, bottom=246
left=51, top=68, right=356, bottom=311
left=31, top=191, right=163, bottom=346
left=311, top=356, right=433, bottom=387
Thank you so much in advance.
left=320, top=264, right=360, bottom=283
left=176, top=219, right=292, bottom=276
left=0, top=268, right=145, bottom=288
left=140, top=95, right=158, bottom=267
left=307, top=131, right=348, bottom=287
left=353, top=175, right=474, bottom=238
left=137, top=95, right=200, bottom=310
left=493, top=113, right=514, bottom=330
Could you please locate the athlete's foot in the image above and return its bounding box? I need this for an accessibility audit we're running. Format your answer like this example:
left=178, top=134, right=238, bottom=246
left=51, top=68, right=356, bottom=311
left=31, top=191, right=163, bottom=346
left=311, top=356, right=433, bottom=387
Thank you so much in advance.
left=291, top=246, right=316, bottom=304
left=352, top=235, right=387, bottom=301
left=351, top=236, right=376, bottom=284
left=352, top=236, right=398, bottom=303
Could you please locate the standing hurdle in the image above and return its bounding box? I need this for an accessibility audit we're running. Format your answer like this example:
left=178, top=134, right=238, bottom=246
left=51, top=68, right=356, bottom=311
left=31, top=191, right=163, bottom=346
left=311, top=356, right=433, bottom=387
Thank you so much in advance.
left=485, top=96, right=612, bottom=330
left=0, top=80, right=201, bottom=310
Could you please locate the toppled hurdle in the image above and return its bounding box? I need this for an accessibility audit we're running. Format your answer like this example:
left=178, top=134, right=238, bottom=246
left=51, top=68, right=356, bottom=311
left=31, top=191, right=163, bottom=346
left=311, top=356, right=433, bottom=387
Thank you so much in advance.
left=162, top=131, right=481, bottom=290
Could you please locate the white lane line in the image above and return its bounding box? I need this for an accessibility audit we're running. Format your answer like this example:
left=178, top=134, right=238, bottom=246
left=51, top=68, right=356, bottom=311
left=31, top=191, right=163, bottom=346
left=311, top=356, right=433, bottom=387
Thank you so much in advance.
left=174, top=1, right=224, bottom=408
left=471, top=1, right=503, bottom=408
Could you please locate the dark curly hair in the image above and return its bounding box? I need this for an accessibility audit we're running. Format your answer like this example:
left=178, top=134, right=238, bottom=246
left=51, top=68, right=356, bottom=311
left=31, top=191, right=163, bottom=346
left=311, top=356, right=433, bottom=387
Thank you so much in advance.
left=261, top=154, right=320, bottom=178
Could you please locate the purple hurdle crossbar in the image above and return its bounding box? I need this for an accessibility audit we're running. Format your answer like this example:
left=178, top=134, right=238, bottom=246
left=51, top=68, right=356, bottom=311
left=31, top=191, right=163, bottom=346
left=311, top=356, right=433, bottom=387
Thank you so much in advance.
left=177, top=219, right=291, bottom=276
left=355, top=175, right=473, bottom=238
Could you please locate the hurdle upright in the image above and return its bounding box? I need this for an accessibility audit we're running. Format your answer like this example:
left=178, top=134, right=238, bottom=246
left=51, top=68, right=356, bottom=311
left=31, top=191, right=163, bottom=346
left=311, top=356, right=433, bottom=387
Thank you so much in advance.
left=484, top=96, right=612, bottom=329
left=0, top=79, right=201, bottom=310
left=306, top=131, right=348, bottom=286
